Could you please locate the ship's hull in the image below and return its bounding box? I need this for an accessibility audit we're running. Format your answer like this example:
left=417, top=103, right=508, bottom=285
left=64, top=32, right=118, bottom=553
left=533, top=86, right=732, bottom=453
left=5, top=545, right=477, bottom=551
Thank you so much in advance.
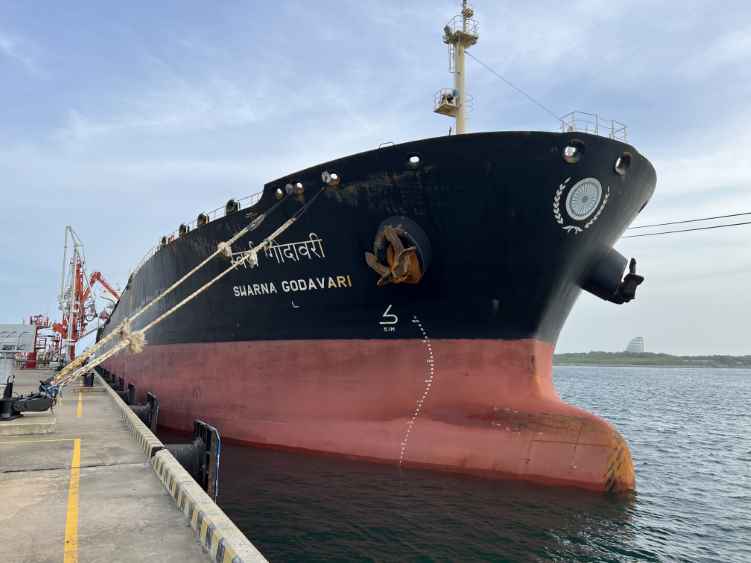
left=100, top=131, right=655, bottom=492
left=103, top=337, right=633, bottom=491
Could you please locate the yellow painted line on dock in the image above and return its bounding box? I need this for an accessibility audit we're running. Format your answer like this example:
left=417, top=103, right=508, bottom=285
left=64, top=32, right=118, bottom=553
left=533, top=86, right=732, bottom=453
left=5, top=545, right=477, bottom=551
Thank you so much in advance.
left=76, top=391, right=83, bottom=417
left=64, top=438, right=81, bottom=563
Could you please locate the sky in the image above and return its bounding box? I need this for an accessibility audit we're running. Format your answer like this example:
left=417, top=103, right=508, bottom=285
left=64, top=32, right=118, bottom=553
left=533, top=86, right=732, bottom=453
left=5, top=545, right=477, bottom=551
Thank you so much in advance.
left=1, top=0, right=750, bottom=355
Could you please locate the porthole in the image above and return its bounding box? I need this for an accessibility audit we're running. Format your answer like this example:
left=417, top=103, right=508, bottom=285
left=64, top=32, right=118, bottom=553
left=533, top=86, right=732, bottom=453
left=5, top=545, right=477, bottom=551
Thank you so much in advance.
left=614, top=152, right=632, bottom=176
left=562, top=140, right=585, bottom=164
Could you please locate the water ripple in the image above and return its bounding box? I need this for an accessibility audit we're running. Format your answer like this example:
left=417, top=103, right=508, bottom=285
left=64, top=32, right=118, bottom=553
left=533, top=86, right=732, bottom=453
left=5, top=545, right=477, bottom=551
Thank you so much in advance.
left=207, top=367, right=751, bottom=562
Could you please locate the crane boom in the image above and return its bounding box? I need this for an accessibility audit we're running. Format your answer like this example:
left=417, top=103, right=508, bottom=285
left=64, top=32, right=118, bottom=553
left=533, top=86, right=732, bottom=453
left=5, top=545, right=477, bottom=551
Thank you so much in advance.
left=81, top=272, right=121, bottom=303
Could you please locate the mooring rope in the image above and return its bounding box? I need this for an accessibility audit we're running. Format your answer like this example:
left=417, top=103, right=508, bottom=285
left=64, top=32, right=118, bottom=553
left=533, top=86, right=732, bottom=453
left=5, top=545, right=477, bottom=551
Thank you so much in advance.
left=50, top=193, right=292, bottom=386
left=51, top=186, right=326, bottom=392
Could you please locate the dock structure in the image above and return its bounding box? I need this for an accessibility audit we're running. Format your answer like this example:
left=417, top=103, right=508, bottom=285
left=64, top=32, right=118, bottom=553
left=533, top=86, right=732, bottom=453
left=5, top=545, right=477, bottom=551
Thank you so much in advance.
left=0, top=367, right=266, bottom=563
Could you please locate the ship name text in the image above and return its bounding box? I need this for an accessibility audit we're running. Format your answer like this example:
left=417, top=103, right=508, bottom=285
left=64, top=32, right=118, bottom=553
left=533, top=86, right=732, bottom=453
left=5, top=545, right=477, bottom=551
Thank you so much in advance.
left=233, top=274, right=352, bottom=297
left=231, top=232, right=325, bottom=269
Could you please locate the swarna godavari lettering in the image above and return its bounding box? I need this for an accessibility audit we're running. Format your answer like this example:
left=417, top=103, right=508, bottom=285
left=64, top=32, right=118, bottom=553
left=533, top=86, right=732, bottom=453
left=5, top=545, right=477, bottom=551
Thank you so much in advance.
left=233, top=275, right=353, bottom=297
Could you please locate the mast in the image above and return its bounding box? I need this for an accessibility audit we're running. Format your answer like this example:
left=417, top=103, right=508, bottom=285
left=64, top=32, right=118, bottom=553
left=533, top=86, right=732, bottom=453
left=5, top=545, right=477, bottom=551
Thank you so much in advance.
left=434, top=1, right=479, bottom=134
left=58, top=226, right=86, bottom=362
left=59, top=226, right=70, bottom=316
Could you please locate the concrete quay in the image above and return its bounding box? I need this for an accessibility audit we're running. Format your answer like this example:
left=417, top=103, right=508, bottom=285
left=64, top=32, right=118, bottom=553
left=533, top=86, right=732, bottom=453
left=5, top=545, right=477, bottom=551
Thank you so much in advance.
left=0, top=367, right=266, bottom=563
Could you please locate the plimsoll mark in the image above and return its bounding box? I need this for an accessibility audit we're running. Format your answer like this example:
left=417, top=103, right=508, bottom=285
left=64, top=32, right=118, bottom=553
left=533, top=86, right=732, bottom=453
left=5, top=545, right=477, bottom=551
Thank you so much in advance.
left=399, top=315, right=438, bottom=467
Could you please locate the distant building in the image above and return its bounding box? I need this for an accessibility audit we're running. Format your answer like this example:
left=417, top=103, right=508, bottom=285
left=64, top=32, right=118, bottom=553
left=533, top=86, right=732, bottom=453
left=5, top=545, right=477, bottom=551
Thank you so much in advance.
left=625, top=336, right=645, bottom=353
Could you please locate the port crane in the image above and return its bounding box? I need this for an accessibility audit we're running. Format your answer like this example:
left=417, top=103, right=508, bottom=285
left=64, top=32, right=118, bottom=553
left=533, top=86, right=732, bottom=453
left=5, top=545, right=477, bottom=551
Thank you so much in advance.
left=2, top=228, right=120, bottom=420
left=52, top=226, right=120, bottom=362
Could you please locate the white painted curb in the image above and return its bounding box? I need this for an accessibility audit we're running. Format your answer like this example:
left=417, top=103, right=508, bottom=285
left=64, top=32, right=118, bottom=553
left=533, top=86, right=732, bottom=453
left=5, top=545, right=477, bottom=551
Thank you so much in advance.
left=96, top=373, right=267, bottom=562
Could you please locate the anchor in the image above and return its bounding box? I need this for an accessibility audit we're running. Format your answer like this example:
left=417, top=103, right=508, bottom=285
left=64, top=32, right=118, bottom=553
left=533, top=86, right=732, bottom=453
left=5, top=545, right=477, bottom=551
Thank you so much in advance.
left=365, top=225, right=424, bottom=286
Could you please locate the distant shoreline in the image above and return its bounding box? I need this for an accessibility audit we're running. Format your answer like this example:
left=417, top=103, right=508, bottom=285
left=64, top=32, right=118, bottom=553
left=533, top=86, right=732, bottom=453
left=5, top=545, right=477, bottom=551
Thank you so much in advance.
left=553, top=352, right=751, bottom=369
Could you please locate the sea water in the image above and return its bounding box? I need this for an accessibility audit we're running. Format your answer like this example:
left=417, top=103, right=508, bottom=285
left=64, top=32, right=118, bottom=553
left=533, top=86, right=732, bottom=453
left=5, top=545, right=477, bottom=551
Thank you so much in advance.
left=208, top=367, right=751, bottom=561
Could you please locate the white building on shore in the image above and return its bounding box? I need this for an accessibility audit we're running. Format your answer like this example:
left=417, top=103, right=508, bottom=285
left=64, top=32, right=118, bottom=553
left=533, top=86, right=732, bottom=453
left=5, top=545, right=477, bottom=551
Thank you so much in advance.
left=625, top=336, right=645, bottom=354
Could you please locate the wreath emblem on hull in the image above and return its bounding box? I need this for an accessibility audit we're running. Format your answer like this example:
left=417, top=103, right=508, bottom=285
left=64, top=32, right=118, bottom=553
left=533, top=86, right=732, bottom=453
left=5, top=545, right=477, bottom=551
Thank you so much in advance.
left=553, top=177, right=610, bottom=234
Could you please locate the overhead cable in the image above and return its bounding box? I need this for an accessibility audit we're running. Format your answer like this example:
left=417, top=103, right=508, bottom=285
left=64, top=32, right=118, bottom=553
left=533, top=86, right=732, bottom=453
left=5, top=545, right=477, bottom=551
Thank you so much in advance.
left=623, top=220, right=751, bottom=238
left=629, top=211, right=751, bottom=230
left=465, top=51, right=562, bottom=125
left=464, top=53, right=751, bottom=240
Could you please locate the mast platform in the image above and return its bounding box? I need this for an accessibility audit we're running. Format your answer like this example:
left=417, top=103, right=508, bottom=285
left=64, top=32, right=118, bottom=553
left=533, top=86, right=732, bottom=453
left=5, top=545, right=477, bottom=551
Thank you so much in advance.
left=434, top=88, right=459, bottom=117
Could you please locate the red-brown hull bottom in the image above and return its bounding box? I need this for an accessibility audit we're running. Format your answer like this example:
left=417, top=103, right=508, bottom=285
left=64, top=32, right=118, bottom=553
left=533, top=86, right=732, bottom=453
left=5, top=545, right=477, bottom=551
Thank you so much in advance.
left=103, top=338, right=634, bottom=492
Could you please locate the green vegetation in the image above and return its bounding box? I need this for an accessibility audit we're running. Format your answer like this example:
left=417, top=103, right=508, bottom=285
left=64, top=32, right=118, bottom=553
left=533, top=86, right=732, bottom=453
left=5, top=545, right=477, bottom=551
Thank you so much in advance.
left=553, top=351, right=751, bottom=369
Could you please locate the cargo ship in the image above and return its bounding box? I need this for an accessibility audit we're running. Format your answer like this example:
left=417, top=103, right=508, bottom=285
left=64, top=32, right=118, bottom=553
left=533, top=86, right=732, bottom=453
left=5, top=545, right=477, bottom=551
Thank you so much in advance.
left=99, top=2, right=656, bottom=492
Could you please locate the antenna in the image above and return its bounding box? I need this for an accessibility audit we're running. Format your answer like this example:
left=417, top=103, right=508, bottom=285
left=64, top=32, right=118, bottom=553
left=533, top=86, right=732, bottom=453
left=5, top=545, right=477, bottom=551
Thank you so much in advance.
left=433, top=1, right=479, bottom=134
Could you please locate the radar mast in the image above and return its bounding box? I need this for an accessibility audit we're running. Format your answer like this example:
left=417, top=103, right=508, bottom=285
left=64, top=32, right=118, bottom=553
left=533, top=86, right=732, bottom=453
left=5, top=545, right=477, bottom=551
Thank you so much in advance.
left=434, top=1, right=479, bottom=134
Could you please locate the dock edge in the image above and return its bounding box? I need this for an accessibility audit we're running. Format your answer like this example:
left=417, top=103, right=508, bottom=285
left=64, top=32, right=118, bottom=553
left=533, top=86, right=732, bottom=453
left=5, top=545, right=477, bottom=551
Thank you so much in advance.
left=96, top=373, right=267, bottom=563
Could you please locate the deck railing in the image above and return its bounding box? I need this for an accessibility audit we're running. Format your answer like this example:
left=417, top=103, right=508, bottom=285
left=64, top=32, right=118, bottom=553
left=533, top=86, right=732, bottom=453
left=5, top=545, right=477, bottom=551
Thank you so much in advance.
left=560, top=111, right=627, bottom=141
left=444, top=14, right=479, bottom=41
left=128, top=190, right=264, bottom=280
left=127, top=111, right=628, bottom=283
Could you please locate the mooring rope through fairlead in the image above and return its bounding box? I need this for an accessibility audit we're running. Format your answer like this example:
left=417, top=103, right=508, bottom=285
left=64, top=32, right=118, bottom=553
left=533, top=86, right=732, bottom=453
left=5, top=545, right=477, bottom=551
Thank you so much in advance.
left=51, top=186, right=327, bottom=392
left=50, top=192, right=293, bottom=387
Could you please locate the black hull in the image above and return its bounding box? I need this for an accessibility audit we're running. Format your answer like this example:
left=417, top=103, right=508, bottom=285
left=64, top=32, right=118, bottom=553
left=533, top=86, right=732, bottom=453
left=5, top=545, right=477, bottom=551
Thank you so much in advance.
left=97, top=131, right=655, bottom=492
left=103, top=131, right=655, bottom=346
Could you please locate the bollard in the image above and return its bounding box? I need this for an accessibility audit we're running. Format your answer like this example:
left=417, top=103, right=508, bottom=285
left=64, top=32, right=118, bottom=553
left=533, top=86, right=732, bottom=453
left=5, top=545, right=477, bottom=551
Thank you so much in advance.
left=125, top=383, right=136, bottom=405
left=0, top=378, right=18, bottom=421
left=94, top=366, right=110, bottom=383
left=130, top=391, right=159, bottom=432
left=0, top=376, right=54, bottom=421
left=115, top=377, right=130, bottom=403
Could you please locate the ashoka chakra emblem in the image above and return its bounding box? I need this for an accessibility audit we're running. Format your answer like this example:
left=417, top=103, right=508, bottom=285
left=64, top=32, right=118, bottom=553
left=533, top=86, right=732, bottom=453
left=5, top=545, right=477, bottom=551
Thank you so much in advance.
left=565, top=178, right=603, bottom=221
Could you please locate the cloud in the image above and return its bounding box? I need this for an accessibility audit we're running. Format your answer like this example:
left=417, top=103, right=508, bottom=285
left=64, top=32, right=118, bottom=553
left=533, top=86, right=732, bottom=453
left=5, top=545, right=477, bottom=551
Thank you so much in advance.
left=2, top=0, right=751, bottom=355
left=0, top=30, right=45, bottom=77
left=631, top=108, right=751, bottom=224
left=678, top=24, right=751, bottom=79
left=56, top=80, right=268, bottom=142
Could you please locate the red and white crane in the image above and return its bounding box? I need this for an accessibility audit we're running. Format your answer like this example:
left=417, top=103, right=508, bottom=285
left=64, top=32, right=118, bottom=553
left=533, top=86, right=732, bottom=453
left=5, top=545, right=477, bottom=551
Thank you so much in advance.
left=52, top=226, right=120, bottom=362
